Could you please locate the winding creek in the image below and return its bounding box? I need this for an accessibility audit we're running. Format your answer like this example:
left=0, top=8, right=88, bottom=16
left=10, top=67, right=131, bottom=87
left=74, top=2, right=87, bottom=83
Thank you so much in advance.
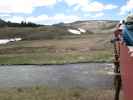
left=0, top=63, right=114, bottom=88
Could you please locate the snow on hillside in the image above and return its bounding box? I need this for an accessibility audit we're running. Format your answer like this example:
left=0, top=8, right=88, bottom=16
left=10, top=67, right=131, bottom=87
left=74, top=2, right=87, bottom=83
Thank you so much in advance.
left=68, top=28, right=86, bottom=34
left=0, top=38, right=22, bottom=44
left=68, top=29, right=81, bottom=34
left=78, top=28, right=86, bottom=33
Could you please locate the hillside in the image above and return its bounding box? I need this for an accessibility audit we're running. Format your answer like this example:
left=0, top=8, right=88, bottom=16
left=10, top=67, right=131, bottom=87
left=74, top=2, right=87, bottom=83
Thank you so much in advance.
left=0, top=19, right=7, bottom=27
left=0, top=20, right=118, bottom=40
left=65, top=20, right=118, bottom=34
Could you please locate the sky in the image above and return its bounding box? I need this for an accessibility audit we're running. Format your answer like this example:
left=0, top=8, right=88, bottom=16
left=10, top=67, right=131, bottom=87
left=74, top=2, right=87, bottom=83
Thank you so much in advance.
left=0, top=0, right=133, bottom=25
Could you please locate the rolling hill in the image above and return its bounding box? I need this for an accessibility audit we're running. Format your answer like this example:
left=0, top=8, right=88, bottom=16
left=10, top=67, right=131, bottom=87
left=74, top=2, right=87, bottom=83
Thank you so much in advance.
left=0, top=19, right=118, bottom=40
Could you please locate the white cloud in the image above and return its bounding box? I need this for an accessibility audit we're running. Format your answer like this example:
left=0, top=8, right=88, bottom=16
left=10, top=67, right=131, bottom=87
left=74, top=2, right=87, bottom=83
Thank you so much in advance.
left=4, top=14, right=81, bottom=25
left=4, top=12, right=105, bottom=25
left=120, top=0, right=133, bottom=15
left=94, top=12, right=104, bottom=17
left=105, top=4, right=118, bottom=10
left=83, top=12, right=104, bottom=19
left=63, top=0, right=89, bottom=6
left=82, top=1, right=118, bottom=12
left=0, top=0, right=57, bottom=13
left=28, top=14, right=81, bottom=25
left=4, top=16, right=25, bottom=22
left=0, top=14, right=11, bottom=17
left=63, top=0, right=117, bottom=12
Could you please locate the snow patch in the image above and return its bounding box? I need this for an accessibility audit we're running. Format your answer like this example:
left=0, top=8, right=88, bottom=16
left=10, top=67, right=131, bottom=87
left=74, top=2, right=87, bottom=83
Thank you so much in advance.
left=68, top=29, right=81, bottom=34
left=0, top=38, right=22, bottom=44
left=78, top=28, right=86, bottom=33
left=68, top=28, right=86, bottom=35
left=0, top=39, right=10, bottom=44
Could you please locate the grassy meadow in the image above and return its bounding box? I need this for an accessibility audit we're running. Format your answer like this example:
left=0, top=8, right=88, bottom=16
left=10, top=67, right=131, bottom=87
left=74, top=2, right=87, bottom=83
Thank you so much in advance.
left=0, top=20, right=117, bottom=65
left=0, top=29, right=113, bottom=64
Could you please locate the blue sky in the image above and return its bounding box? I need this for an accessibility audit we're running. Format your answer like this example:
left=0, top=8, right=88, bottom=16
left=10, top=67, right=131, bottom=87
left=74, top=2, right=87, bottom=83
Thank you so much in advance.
left=0, top=0, right=132, bottom=25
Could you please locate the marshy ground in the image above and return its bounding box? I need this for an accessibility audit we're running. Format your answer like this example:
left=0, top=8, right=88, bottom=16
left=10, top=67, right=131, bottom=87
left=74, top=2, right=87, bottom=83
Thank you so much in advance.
left=0, top=34, right=113, bottom=64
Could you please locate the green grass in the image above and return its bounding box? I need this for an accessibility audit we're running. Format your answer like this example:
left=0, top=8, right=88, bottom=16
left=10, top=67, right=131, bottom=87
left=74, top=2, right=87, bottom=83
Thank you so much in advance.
left=0, top=51, right=113, bottom=64
left=0, top=33, right=113, bottom=64
left=0, top=28, right=113, bottom=64
left=0, top=86, right=119, bottom=100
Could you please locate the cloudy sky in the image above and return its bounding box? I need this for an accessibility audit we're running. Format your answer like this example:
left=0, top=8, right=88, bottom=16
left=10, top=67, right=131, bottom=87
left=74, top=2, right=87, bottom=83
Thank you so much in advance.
left=0, top=0, right=133, bottom=25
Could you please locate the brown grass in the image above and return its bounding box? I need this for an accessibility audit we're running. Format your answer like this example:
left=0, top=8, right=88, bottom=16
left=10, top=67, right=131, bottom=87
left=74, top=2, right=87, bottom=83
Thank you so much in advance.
left=0, top=86, right=123, bottom=100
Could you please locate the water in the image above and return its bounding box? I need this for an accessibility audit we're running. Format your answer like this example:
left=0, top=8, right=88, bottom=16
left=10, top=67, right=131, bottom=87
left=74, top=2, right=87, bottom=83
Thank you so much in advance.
left=0, top=63, right=114, bottom=88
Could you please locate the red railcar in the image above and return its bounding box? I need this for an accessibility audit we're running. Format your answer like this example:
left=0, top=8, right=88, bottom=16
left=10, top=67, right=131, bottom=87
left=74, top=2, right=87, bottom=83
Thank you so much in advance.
left=120, top=43, right=133, bottom=100
left=113, top=24, right=133, bottom=100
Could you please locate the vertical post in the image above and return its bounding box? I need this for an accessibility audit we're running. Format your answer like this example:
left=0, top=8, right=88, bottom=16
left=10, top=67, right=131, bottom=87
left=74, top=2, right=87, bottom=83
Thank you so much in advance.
left=114, top=60, right=121, bottom=100
left=113, top=28, right=122, bottom=100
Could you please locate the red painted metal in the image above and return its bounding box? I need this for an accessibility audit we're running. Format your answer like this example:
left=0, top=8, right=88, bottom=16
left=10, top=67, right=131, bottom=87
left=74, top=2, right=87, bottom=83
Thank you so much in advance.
left=113, top=23, right=133, bottom=100
left=120, top=43, right=133, bottom=100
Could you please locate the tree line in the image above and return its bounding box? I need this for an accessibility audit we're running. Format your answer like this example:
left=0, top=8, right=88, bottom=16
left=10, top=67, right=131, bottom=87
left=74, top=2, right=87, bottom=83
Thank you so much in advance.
left=0, top=19, right=42, bottom=27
